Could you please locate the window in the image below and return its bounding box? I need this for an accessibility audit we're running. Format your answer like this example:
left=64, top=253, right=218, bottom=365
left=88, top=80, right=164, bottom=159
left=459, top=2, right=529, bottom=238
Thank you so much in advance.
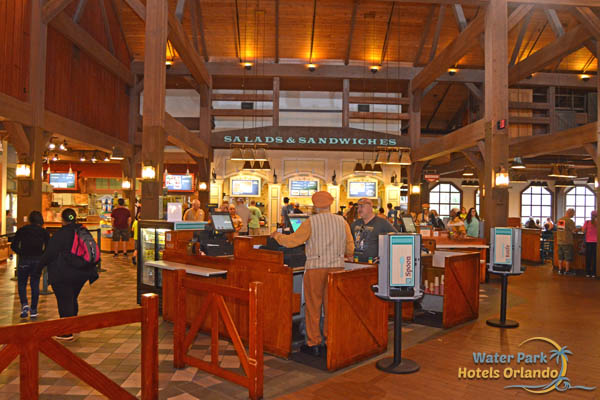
left=429, top=183, right=461, bottom=218
left=521, top=185, right=552, bottom=226
left=565, top=186, right=595, bottom=227
left=475, top=189, right=480, bottom=215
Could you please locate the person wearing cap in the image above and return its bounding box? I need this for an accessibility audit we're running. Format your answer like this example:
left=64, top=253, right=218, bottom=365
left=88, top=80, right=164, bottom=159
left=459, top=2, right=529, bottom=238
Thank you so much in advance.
left=582, top=210, right=597, bottom=278
left=556, top=208, right=577, bottom=275
left=351, top=198, right=397, bottom=263
left=447, top=208, right=467, bottom=239
left=271, top=191, right=354, bottom=357
left=416, top=203, right=431, bottom=225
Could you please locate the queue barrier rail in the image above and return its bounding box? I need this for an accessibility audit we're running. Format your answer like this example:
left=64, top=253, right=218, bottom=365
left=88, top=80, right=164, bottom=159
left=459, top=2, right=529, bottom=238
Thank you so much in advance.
left=0, top=294, right=159, bottom=400
left=173, top=269, right=264, bottom=400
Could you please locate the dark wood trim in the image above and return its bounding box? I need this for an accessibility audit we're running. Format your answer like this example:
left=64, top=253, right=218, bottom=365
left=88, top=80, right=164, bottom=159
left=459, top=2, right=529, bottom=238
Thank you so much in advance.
left=42, top=0, right=75, bottom=24
left=349, top=96, right=410, bottom=105
left=414, top=6, right=435, bottom=66
left=509, top=101, right=550, bottom=110
left=275, top=0, right=280, bottom=63
left=379, top=2, right=396, bottom=65
left=345, top=0, right=359, bottom=66
left=72, top=0, right=88, bottom=23
left=349, top=112, right=410, bottom=120
left=429, top=5, right=446, bottom=62
left=272, top=77, right=280, bottom=127
left=99, top=0, right=115, bottom=55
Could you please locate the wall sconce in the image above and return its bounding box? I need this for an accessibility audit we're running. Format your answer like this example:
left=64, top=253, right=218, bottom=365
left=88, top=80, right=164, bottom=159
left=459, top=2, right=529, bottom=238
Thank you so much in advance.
left=198, top=182, right=208, bottom=191
left=142, top=164, right=156, bottom=180
left=495, top=166, right=510, bottom=187
left=16, top=163, right=31, bottom=178
left=273, top=169, right=278, bottom=184
left=331, top=170, right=337, bottom=185
left=410, top=184, right=421, bottom=195
left=121, top=179, right=131, bottom=190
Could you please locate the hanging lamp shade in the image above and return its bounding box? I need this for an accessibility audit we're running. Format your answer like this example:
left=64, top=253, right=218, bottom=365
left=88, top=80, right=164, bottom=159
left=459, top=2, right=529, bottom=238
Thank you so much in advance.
left=555, top=180, right=574, bottom=188
left=372, top=164, right=383, bottom=174
left=387, top=152, right=402, bottom=165
left=510, top=157, right=525, bottom=169
left=242, top=160, right=253, bottom=170
left=462, top=180, right=480, bottom=188
left=251, top=160, right=262, bottom=170
left=353, top=161, right=364, bottom=173
left=462, top=167, right=475, bottom=177
left=231, top=147, right=244, bottom=160
left=399, top=151, right=412, bottom=165
left=363, top=162, right=373, bottom=173
left=375, top=151, right=387, bottom=164
left=261, top=160, right=271, bottom=170
left=254, top=148, right=268, bottom=161
left=548, top=165, right=561, bottom=177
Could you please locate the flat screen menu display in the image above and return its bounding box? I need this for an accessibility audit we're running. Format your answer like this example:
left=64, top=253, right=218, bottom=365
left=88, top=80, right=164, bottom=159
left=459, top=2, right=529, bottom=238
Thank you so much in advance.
left=164, top=174, right=194, bottom=192
left=348, top=181, right=377, bottom=198
left=289, top=179, right=319, bottom=197
left=49, top=173, right=77, bottom=190
left=231, top=179, right=260, bottom=196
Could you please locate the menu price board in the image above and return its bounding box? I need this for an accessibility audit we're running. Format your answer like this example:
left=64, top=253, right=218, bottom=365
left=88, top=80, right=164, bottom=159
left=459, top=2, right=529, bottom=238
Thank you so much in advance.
left=348, top=181, right=377, bottom=198
left=164, top=174, right=194, bottom=192
left=49, top=173, right=77, bottom=190
left=231, top=178, right=260, bottom=196
left=289, top=179, right=319, bottom=197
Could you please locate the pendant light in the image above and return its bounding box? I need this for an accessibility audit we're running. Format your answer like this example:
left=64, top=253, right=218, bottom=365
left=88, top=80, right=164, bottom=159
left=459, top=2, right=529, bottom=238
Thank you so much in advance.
left=462, top=167, right=475, bottom=177
left=353, top=161, right=364, bottom=173
left=372, top=163, right=383, bottom=174
left=510, top=157, right=526, bottom=169
left=363, top=162, right=374, bottom=173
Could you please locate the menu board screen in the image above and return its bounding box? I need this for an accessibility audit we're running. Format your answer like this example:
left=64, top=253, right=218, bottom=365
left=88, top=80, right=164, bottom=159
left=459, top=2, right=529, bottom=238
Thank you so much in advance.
left=164, top=174, right=194, bottom=192
left=289, top=179, right=319, bottom=197
left=348, top=181, right=377, bottom=198
left=231, top=178, right=261, bottom=196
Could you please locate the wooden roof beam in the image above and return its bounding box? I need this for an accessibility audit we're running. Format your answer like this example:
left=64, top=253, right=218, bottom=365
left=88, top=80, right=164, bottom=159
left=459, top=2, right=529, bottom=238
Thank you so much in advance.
left=414, top=6, right=435, bottom=66
left=167, top=12, right=212, bottom=86
left=99, top=0, right=116, bottom=55
left=44, top=110, right=134, bottom=157
left=345, top=0, right=359, bottom=66
left=73, top=0, right=88, bottom=23
left=42, top=0, right=75, bottom=24
left=411, top=11, right=484, bottom=92
left=429, top=5, right=446, bottom=62
left=50, top=13, right=133, bottom=86
left=509, top=122, right=597, bottom=158
left=379, top=2, right=396, bottom=65
left=509, top=25, right=592, bottom=85
left=413, top=119, right=486, bottom=161
left=509, top=9, right=532, bottom=67
left=3, top=122, right=31, bottom=156
left=572, top=7, right=600, bottom=41
left=164, top=113, right=209, bottom=158
left=0, top=92, right=33, bottom=126
left=190, top=0, right=209, bottom=61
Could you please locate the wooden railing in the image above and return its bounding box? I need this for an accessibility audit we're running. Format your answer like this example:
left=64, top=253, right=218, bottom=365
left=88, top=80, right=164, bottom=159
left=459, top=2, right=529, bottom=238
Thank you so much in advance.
left=0, top=294, right=159, bottom=400
left=173, top=269, right=264, bottom=400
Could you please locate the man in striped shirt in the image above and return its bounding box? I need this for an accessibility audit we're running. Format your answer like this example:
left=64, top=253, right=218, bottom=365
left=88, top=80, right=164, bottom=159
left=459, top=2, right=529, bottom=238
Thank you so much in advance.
left=271, top=191, right=354, bottom=357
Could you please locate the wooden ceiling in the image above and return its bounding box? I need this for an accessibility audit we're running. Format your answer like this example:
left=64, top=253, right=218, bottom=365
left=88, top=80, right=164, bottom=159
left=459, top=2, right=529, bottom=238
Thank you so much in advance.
left=119, top=0, right=598, bottom=73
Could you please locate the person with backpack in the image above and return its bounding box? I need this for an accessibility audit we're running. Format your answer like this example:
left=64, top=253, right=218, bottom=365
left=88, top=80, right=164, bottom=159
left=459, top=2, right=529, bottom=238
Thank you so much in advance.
left=35, top=208, right=100, bottom=341
left=11, top=211, right=49, bottom=319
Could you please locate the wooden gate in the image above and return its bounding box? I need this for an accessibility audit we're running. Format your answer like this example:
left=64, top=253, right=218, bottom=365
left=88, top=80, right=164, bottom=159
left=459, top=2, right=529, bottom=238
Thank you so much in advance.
left=173, top=269, right=264, bottom=400
left=0, top=294, right=159, bottom=400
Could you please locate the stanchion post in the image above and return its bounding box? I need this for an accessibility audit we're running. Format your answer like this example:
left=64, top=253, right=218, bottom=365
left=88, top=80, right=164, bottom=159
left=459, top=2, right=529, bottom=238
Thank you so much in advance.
left=40, top=267, right=53, bottom=295
left=141, top=293, right=159, bottom=400
left=486, top=273, right=518, bottom=328
left=375, top=300, right=420, bottom=374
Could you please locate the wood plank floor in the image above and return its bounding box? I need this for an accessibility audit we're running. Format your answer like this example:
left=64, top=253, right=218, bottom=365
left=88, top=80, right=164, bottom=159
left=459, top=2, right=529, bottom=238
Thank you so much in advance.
left=281, top=265, right=600, bottom=399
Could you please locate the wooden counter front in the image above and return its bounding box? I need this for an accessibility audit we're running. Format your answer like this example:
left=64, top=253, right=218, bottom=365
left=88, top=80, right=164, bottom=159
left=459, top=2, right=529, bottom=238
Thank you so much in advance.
left=553, top=232, right=585, bottom=273
left=521, top=229, right=542, bottom=263
left=425, top=236, right=487, bottom=283
left=161, top=238, right=293, bottom=358
left=327, top=266, right=388, bottom=371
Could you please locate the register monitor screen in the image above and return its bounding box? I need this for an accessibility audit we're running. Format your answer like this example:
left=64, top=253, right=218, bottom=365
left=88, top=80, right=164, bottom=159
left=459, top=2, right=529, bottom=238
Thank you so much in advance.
left=402, top=217, right=416, bottom=233
left=210, top=212, right=235, bottom=233
left=288, top=215, right=309, bottom=233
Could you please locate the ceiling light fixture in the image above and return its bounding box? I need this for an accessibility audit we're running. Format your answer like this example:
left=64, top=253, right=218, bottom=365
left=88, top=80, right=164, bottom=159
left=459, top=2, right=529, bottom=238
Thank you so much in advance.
left=510, top=157, right=526, bottom=169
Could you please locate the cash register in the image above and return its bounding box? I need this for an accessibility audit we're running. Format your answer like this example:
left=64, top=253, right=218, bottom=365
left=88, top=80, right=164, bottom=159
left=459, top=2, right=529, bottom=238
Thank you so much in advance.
left=192, top=212, right=235, bottom=256
left=261, top=214, right=309, bottom=268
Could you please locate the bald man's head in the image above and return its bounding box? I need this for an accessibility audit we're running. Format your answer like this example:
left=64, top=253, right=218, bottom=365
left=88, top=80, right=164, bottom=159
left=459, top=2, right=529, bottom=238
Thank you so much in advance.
left=192, top=199, right=201, bottom=210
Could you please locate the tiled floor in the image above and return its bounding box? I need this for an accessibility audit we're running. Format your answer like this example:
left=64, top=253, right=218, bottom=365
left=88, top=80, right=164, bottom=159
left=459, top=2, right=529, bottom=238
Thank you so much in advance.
left=0, top=255, right=468, bottom=399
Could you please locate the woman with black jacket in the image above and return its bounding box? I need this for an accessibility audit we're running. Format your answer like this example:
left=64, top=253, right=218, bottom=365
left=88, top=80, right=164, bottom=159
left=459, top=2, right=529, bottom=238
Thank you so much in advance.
left=35, top=208, right=99, bottom=341
left=11, top=211, right=49, bottom=319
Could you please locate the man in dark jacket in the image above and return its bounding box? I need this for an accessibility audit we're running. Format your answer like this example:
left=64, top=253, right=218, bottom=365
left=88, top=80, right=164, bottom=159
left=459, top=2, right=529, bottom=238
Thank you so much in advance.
left=36, top=208, right=99, bottom=341
left=11, top=210, right=49, bottom=319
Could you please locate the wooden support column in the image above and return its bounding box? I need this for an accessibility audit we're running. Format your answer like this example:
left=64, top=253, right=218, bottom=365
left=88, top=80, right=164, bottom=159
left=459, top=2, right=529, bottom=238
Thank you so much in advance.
left=198, top=83, right=212, bottom=210
left=272, top=77, right=280, bottom=127
left=596, top=41, right=600, bottom=277
left=18, top=0, right=48, bottom=227
left=342, top=79, right=350, bottom=128
left=141, top=0, right=168, bottom=219
left=482, top=0, right=509, bottom=239
left=1, top=139, right=7, bottom=234
left=548, top=86, right=556, bottom=133
left=121, top=156, right=138, bottom=218
left=408, top=84, right=424, bottom=213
